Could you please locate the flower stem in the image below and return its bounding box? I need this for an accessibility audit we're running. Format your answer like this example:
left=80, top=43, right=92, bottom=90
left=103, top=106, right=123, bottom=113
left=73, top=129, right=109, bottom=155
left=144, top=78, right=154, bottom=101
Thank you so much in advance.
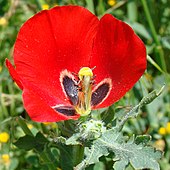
left=116, top=86, right=165, bottom=131
left=40, top=151, right=56, bottom=170
left=141, top=0, right=167, bottom=72
left=70, top=0, right=77, bottom=5
left=35, top=0, right=42, bottom=10
left=116, top=105, right=140, bottom=132
left=85, top=0, right=95, bottom=14
left=17, top=117, right=34, bottom=136
left=17, top=117, right=56, bottom=170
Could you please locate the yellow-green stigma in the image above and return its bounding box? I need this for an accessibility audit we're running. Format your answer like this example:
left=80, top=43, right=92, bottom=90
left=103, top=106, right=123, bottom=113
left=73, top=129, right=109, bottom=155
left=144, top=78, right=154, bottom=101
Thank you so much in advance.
left=75, top=67, right=93, bottom=116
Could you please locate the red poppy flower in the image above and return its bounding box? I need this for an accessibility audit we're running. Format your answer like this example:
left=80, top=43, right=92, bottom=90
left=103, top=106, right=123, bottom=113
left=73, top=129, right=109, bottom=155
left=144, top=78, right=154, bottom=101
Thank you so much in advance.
left=6, top=6, right=146, bottom=122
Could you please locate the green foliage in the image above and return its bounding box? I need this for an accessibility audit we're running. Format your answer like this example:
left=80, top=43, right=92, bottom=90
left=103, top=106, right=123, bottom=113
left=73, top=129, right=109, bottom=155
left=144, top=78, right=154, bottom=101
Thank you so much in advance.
left=14, top=132, right=49, bottom=152
left=75, top=130, right=161, bottom=170
left=1, top=0, right=170, bottom=169
left=65, top=89, right=164, bottom=170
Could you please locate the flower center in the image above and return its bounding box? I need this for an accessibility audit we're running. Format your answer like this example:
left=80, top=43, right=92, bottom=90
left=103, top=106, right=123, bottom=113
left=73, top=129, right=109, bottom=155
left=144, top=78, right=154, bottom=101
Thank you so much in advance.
left=57, top=68, right=112, bottom=117
left=74, top=67, right=94, bottom=115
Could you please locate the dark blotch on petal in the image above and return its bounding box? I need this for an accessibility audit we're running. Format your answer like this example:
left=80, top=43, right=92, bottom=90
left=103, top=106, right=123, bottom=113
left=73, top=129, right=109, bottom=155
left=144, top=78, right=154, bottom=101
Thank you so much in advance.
left=63, top=76, right=78, bottom=105
left=54, top=106, right=76, bottom=116
left=91, top=83, right=110, bottom=106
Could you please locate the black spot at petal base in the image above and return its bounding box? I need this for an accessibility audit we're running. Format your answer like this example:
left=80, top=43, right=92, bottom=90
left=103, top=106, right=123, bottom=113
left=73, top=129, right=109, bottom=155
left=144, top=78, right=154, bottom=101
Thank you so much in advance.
left=62, top=76, right=78, bottom=105
left=91, top=82, right=110, bottom=106
left=54, top=106, right=76, bottom=116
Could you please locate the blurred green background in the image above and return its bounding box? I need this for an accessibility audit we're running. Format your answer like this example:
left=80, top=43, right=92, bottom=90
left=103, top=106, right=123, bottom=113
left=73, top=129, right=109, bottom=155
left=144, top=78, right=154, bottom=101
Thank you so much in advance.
left=0, top=0, right=170, bottom=169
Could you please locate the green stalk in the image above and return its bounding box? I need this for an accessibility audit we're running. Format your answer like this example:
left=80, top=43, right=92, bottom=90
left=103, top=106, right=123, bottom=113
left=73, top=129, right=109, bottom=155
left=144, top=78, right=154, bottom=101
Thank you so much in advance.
left=40, top=151, right=56, bottom=170
left=7, top=83, right=15, bottom=116
left=97, top=0, right=105, bottom=16
left=141, top=0, right=167, bottom=72
left=141, top=0, right=159, bottom=45
left=127, top=0, right=137, bottom=22
left=147, top=55, right=164, bottom=73
left=85, top=0, right=95, bottom=14
left=0, top=95, right=9, bottom=119
left=34, top=0, right=43, bottom=10
left=17, top=117, right=34, bottom=136
left=18, top=117, right=56, bottom=169
left=70, top=0, right=77, bottom=5
left=116, top=86, right=165, bottom=132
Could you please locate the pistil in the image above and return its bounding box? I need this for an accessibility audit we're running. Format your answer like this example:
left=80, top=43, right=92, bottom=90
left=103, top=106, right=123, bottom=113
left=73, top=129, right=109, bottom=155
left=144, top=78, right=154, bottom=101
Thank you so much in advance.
left=75, top=67, right=93, bottom=116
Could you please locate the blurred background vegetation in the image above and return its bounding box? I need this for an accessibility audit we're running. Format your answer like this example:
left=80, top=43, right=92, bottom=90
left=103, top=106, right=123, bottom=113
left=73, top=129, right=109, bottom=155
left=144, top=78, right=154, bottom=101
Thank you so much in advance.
left=0, top=0, right=170, bottom=169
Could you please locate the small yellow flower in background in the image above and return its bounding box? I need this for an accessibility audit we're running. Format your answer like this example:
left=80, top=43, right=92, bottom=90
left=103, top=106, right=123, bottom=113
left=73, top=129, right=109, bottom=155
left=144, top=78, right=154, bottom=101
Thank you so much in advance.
left=0, top=132, right=10, bottom=143
left=158, top=122, right=170, bottom=136
left=0, top=66, right=2, bottom=73
left=53, top=3, right=58, bottom=7
left=158, top=127, right=166, bottom=135
left=43, top=122, right=58, bottom=129
left=43, top=122, right=52, bottom=125
left=165, top=122, right=170, bottom=134
left=0, top=17, right=7, bottom=26
left=1, top=154, right=10, bottom=164
left=108, top=0, right=116, bottom=6
left=42, top=4, right=49, bottom=10
left=57, top=168, right=62, bottom=170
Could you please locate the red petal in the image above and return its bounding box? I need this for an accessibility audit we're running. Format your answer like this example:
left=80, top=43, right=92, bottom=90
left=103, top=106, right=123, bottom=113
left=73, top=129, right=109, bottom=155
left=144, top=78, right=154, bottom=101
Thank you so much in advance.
left=5, top=59, right=23, bottom=90
left=14, top=6, right=99, bottom=104
left=23, top=88, right=80, bottom=122
left=91, top=14, right=146, bottom=108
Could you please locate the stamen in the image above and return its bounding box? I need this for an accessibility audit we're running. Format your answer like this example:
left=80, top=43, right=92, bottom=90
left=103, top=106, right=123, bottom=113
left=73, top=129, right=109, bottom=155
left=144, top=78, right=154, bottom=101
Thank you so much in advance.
left=59, top=68, right=111, bottom=116
left=74, top=67, right=93, bottom=115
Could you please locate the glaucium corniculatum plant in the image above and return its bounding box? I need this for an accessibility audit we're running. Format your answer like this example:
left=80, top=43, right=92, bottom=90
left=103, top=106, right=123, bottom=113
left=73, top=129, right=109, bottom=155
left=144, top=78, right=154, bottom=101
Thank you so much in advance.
left=6, top=5, right=162, bottom=170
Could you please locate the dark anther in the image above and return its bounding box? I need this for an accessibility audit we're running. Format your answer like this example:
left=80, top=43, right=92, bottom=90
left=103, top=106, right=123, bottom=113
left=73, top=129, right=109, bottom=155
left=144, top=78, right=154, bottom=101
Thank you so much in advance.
left=90, top=79, right=96, bottom=85
left=92, top=75, right=96, bottom=79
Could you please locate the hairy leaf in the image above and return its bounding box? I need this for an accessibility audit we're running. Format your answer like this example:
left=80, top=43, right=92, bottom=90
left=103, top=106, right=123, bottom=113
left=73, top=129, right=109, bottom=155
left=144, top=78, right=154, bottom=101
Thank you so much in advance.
left=75, top=129, right=162, bottom=170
